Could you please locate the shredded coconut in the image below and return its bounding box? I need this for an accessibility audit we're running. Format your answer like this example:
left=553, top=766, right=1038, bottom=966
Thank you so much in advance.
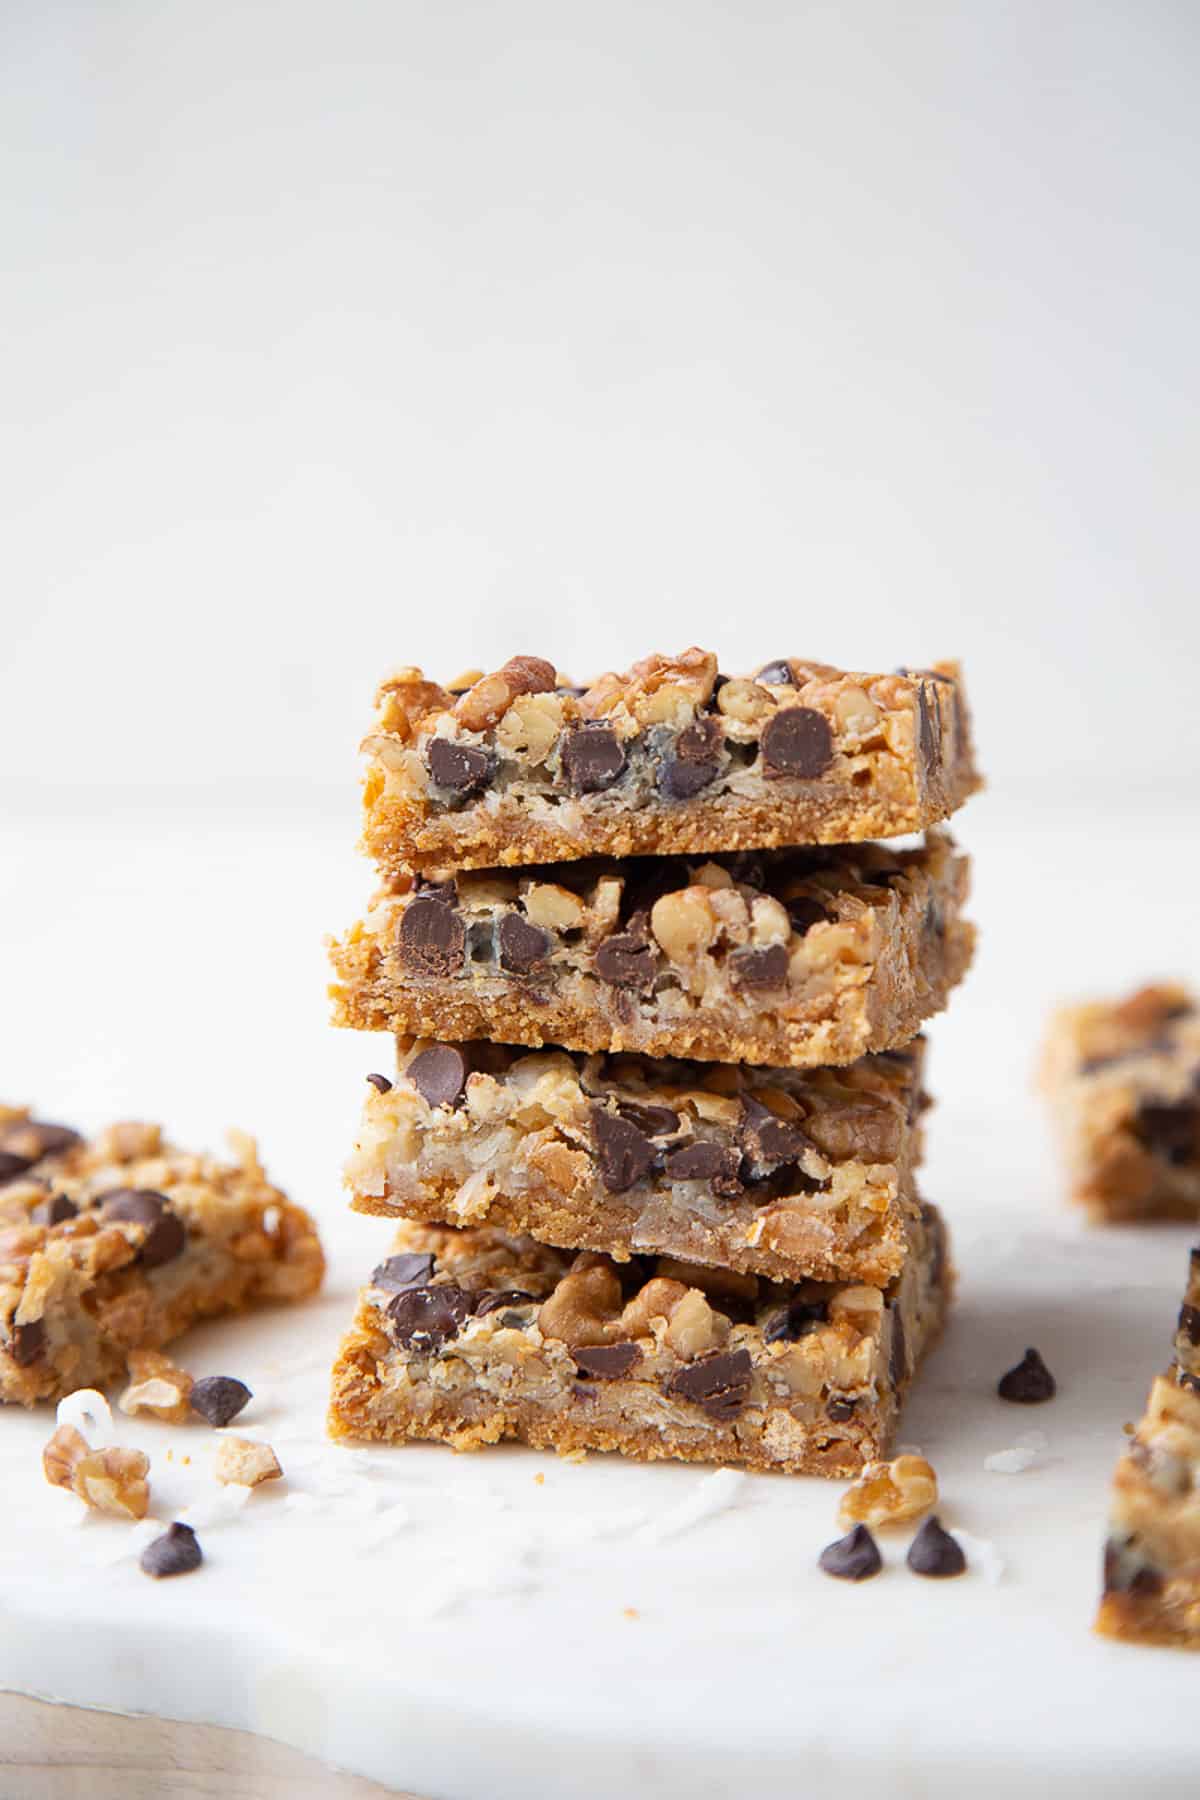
left=635, top=1469, right=747, bottom=1546
left=951, top=1528, right=1005, bottom=1585
left=56, top=1389, right=115, bottom=1448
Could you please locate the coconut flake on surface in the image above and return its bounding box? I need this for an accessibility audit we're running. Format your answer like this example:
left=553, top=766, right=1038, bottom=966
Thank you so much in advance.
left=179, top=1484, right=253, bottom=1530
left=951, top=1529, right=1006, bottom=1585
left=356, top=1504, right=411, bottom=1550
left=57, top=1389, right=115, bottom=1448
left=984, top=1446, right=1039, bottom=1474
left=87, top=1518, right=164, bottom=1567
left=634, top=1469, right=747, bottom=1546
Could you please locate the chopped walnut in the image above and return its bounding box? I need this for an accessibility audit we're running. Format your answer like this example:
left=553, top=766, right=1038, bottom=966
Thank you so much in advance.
left=536, top=1265, right=623, bottom=1348
left=214, top=1436, right=282, bottom=1487
left=838, top=1454, right=938, bottom=1528
left=120, top=1350, right=194, bottom=1424
left=454, top=656, right=557, bottom=732
left=43, top=1423, right=151, bottom=1519
left=650, top=888, right=717, bottom=966
left=523, top=881, right=586, bottom=932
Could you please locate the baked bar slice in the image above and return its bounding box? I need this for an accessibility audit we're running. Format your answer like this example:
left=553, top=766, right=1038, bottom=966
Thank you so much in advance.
left=347, top=1037, right=929, bottom=1288
left=1096, top=1249, right=1200, bottom=1646
left=331, top=832, right=973, bottom=1069
left=1041, top=985, right=1200, bottom=1221
left=328, top=1203, right=949, bottom=1476
left=0, top=1108, right=325, bottom=1404
left=361, top=649, right=980, bottom=880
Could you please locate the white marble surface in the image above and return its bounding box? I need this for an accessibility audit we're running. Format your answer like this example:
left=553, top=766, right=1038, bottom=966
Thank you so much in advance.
left=1, top=791, right=1197, bottom=1798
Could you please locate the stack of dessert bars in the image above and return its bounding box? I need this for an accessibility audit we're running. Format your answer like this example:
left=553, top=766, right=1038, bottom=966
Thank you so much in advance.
left=328, top=650, right=980, bottom=1477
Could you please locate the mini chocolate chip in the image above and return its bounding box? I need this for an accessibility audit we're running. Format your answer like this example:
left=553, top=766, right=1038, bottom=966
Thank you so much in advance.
left=574, top=1342, right=641, bottom=1379
left=590, top=1107, right=656, bottom=1193
left=189, top=1375, right=252, bottom=1428
left=666, top=1348, right=753, bottom=1420
left=825, top=1393, right=858, bottom=1423
left=386, top=1283, right=474, bottom=1352
left=907, top=1516, right=965, bottom=1578
left=997, top=1346, right=1056, bottom=1403
left=819, top=1524, right=882, bottom=1581
left=1177, top=1303, right=1200, bottom=1347
left=0, top=1121, right=82, bottom=1162
left=100, top=1189, right=186, bottom=1269
left=474, top=1288, right=535, bottom=1317
left=785, top=896, right=830, bottom=935
left=889, top=1309, right=908, bottom=1391
left=916, top=683, right=940, bottom=770
left=764, top=1296, right=829, bottom=1343
left=561, top=724, right=626, bottom=793
left=664, top=1140, right=737, bottom=1185
left=657, top=718, right=722, bottom=800
left=760, top=707, right=834, bottom=779
left=33, top=1193, right=78, bottom=1227
left=498, top=913, right=552, bottom=974
left=398, top=895, right=466, bottom=979
left=9, top=1319, right=45, bottom=1366
left=740, top=1098, right=811, bottom=1169
left=425, top=738, right=495, bottom=796
left=0, top=1152, right=33, bottom=1187
left=754, top=659, right=796, bottom=686
left=730, top=944, right=789, bottom=990
left=616, top=1101, right=680, bottom=1137
left=593, top=933, right=658, bottom=990
left=365, top=1072, right=393, bottom=1094
left=141, top=1522, right=203, bottom=1579
left=371, top=1252, right=436, bottom=1294
left=1135, top=1098, right=1200, bottom=1166
left=407, top=1044, right=469, bottom=1109
left=1177, top=1369, right=1200, bottom=1393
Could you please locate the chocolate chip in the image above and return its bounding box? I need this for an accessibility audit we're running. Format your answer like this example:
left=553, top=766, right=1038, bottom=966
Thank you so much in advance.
left=921, top=1201, right=946, bottom=1291
left=574, top=1342, right=641, bottom=1379
left=754, top=660, right=796, bottom=686
left=1102, top=1537, right=1162, bottom=1596
left=386, top=1283, right=474, bottom=1352
left=593, top=932, right=658, bottom=991
left=1135, top=1098, right=1200, bottom=1166
left=0, top=1121, right=82, bottom=1162
left=140, top=1522, right=203, bottom=1579
left=764, top=1296, right=829, bottom=1343
left=498, top=913, right=552, bottom=974
left=1177, top=1303, right=1200, bottom=1347
left=889, top=1309, right=908, bottom=1391
left=425, top=738, right=495, bottom=796
left=907, top=1516, right=965, bottom=1578
left=561, top=724, right=626, bottom=793
left=785, top=896, right=830, bottom=935
left=0, top=1152, right=33, bottom=1188
left=730, top=944, right=789, bottom=990
left=32, top=1193, right=78, bottom=1227
left=590, top=1107, right=656, bottom=1193
left=371, top=1252, right=436, bottom=1293
left=665, top=1348, right=753, bottom=1420
left=100, top=1189, right=186, bottom=1268
left=474, top=1288, right=535, bottom=1317
left=398, top=896, right=466, bottom=979
left=997, top=1346, right=1056, bottom=1404
left=760, top=707, right=834, bottom=779
left=9, top=1319, right=45, bottom=1366
left=739, top=1098, right=811, bottom=1169
left=189, top=1376, right=252, bottom=1428
left=616, top=1101, right=680, bottom=1137
left=664, top=1140, right=738, bottom=1185
left=825, top=1393, right=858, bottom=1423
left=365, top=1072, right=392, bottom=1094
left=407, top=1044, right=469, bottom=1109
left=819, top=1524, right=882, bottom=1581
left=1178, top=1369, right=1200, bottom=1394
left=657, top=717, right=722, bottom=800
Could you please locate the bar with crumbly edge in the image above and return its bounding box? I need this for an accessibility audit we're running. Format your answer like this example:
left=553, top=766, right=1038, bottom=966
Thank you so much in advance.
left=0, top=1108, right=324, bottom=1404
left=361, top=649, right=980, bottom=881
left=331, top=832, right=973, bottom=1070
left=328, top=1203, right=950, bottom=1477
left=347, top=1037, right=929, bottom=1289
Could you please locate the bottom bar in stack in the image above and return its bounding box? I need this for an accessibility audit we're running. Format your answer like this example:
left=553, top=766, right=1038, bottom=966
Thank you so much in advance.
left=329, top=1201, right=949, bottom=1477
left=1097, top=1246, right=1200, bottom=1648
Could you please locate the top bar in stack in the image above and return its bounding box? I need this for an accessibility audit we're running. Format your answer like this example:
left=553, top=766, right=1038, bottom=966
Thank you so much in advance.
left=360, top=648, right=979, bottom=881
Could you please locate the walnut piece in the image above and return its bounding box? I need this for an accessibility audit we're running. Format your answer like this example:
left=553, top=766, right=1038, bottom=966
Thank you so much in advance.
left=43, top=1423, right=151, bottom=1519
left=455, top=656, right=557, bottom=732
left=214, top=1436, right=283, bottom=1487
left=523, top=881, right=586, bottom=932
left=838, top=1454, right=938, bottom=1528
left=536, top=1265, right=623, bottom=1348
left=650, top=888, right=716, bottom=965
left=120, top=1350, right=194, bottom=1424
